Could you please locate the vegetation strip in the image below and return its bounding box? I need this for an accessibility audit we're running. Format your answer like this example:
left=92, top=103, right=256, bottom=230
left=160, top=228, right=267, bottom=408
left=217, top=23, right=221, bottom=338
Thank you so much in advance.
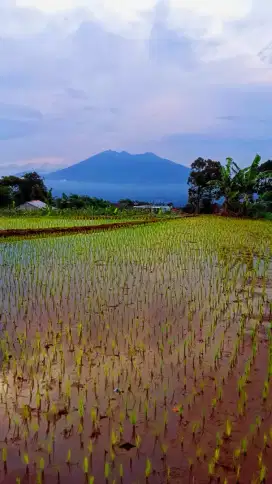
left=0, top=217, right=187, bottom=238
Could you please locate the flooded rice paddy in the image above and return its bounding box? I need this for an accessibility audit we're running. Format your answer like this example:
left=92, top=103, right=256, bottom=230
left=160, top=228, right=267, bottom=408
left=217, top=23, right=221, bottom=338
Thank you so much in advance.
left=0, top=216, right=271, bottom=484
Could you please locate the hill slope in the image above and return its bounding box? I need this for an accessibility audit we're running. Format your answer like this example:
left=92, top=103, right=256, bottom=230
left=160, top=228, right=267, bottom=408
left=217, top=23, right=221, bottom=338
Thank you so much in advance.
left=47, top=150, right=190, bottom=184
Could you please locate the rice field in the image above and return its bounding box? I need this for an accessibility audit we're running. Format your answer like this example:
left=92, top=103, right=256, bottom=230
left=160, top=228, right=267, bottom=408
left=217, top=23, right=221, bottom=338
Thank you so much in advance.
left=0, top=217, right=134, bottom=231
left=0, top=216, right=271, bottom=484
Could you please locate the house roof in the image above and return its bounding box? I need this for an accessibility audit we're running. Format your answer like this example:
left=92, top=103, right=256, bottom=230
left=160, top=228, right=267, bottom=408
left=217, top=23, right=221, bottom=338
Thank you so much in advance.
left=133, top=205, right=151, bottom=209
left=133, top=204, right=170, bottom=209
left=24, top=200, right=47, bottom=208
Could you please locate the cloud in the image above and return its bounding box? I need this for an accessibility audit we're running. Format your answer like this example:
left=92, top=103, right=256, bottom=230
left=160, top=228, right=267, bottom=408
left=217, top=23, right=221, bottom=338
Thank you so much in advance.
left=143, top=133, right=272, bottom=167
left=65, top=87, right=88, bottom=100
left=0, top=103, right=43, bottom=120
left=0, top=157, right=68, bottom=176
left=0, top=119, right=41, bottom=140
left=0, top=103, right=43, bottom=140
left=217, top=116, right=241, bottom=121
left=148, top=0, right=199, bottom=69
left=0, top=0, right=272, bottom=170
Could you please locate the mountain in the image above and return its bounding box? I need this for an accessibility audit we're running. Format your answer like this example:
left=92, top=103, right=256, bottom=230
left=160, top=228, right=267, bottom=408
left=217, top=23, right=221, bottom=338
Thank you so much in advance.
left=47, top=150, right=190, bottom=184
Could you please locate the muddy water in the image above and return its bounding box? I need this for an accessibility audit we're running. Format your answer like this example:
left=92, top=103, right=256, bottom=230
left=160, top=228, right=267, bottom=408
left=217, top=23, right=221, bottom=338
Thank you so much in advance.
left=0, top=219, right=271, bottom=483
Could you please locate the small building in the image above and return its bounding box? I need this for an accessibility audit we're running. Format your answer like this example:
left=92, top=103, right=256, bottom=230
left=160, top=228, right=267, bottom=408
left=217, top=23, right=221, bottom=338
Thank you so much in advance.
left=133, top=204, right=171, bottom=213
left=152, top=205, right=171, bottom=213
left=133, top=205, right=152, bottom=210
left=17, top=200, right=47, bottom=211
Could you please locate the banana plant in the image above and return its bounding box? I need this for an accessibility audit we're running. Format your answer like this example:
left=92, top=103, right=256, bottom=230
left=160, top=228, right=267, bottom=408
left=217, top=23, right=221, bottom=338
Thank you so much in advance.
left=208, top=154, right=271, bottom=214
left=208, top=157, right=240, bottom=213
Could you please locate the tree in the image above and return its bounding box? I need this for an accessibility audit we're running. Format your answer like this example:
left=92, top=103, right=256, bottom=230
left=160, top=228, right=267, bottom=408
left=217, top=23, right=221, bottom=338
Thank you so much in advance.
left=0, top=175, right=23, bottom=205
left=209, top=154, right=272, bottom=215
left=0, top=185, right=13, bottom=207
left=118, top=199, right=134, bottom=209
left=46, top=188, right=54, bottom=207
left=187, top=158, right=222, bottom=213
left=215, top=157, right=244, bottom=213
left=0, top=171, right=49, bottom=206
left=54, top=193, right=113, bottom=210
left=235, top=154, right=262, bottom=206
left=20, top=172, right=48, bottom=203
left=256, top=160, right=272, bottom=196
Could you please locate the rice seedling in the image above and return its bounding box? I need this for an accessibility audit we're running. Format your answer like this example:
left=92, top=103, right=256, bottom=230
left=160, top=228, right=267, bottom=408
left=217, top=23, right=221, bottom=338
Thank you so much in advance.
left=225, top=419, right=232, bottom=439
left=188, top=457, right=194, bottom=472
left=236, top=464, right=241, bottom=483
left=23, top=452, right=29, bottom=474
left=241, top=437, right=248, bottom=456
left=208, top=459, right=215, bottom=479
left=259, top=464, right=267, bottom=483
left=214, top=447, right=220, bottom=464
left=135, top=434, right=142, bottom=455
left=262, top=380, right=269, bottom=402
left=263, top=433, right=268, bottom=450
left=160, top=442, right=168, bottom=459
left=104, top=462, right=110, bottom=481
left=66, top=449, right=71, bottom=465
left=110, top=430, right=118, bottom=447
left=2, top=447, right=7, bottom=473
left=145, top=458, right=152, bottom=479
left=129, top=410, right=137, bottom=436
left=83, top=456, right=89, bottom=474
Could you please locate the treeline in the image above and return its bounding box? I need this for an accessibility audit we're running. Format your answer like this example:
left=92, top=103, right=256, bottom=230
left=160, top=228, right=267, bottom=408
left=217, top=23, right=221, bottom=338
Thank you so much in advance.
left=0, top=173, right=168, bottom=212
left=0, top=172, right=50, bottom=207
left=185, top=155, right=271, bottom=218
left=0, top=173, right=112, bottom=211
left=0, top=155, right=271, bottom=218
left=0, top=173, right=157, bottom=215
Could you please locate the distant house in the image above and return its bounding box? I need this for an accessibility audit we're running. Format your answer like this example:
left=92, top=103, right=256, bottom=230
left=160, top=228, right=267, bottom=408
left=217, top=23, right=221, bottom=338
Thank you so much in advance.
left=17, top=200, right=47, bottom=211
left=152, top=205, right=171, bottom=213
left=133, top=204, right=171, bottom=213
left=133, top=205, right=152, bottom=210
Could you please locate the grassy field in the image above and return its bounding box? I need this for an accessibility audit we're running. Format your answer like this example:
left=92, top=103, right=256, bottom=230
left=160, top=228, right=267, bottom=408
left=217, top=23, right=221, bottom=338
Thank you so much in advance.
left=0, top=216, right=271, bottom=483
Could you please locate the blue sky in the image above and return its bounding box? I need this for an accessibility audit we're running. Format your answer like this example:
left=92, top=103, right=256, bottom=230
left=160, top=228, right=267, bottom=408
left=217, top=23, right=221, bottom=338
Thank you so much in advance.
left=0, top=0, right=272, bottom=175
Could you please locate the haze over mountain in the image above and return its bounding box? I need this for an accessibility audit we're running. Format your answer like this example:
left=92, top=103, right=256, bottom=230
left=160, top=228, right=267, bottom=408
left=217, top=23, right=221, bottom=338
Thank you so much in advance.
left=47, top=150, right=190, bottom=184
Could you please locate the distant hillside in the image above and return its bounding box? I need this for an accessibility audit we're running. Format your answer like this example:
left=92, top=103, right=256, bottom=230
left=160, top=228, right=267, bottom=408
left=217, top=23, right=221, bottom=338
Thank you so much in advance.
left=47, top=150, right=190, bottom=184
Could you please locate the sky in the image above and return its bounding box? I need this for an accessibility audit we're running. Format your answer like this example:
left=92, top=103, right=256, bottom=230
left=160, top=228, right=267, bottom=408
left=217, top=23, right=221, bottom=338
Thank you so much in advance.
left=0, top=0, right=272, bottom=175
